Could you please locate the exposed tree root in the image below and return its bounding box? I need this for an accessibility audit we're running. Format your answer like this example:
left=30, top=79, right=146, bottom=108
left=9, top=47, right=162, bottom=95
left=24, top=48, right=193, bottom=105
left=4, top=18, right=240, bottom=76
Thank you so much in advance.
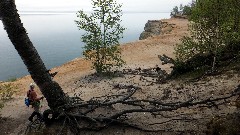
left=43, top=84, right=240, bottom=134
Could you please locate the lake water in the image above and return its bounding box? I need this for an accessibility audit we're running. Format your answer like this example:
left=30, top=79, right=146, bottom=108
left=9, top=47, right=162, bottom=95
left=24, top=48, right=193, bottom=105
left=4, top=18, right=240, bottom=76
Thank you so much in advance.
left=0, top=12, right=170, bottom=81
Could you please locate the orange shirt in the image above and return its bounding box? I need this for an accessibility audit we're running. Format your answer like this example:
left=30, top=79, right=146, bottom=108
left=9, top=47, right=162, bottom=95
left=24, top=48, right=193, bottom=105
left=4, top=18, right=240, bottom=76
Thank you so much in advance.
left=27, top=90, right=38, bottom=101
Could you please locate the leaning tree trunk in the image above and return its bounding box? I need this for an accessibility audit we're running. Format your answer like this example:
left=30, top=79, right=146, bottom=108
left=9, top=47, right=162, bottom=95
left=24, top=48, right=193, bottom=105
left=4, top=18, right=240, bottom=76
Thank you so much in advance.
left=0, top=0, right=68, bottom=110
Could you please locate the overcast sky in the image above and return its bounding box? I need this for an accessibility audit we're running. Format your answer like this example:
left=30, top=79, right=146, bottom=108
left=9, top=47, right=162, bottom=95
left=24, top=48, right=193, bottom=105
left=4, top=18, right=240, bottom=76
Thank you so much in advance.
left=16, top=0, right=193, bottom=12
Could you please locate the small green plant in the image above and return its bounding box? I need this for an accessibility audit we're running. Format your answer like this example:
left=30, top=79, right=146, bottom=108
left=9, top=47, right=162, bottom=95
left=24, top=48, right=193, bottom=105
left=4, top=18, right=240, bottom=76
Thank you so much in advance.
left=7, top=77, right=17, bottom=82
left=0, top=83, right=16, bottom=100
left=0, top=84, right=15, bottom=117
left=75, top=0, right=126, bottom=74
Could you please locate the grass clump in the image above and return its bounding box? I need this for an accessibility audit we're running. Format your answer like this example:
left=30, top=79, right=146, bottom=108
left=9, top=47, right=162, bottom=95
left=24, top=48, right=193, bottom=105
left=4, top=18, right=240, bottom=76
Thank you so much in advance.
left=0, top=83, right=17, bottom=100
left=7, top=77, right=17, bottom=82
left=0, top=83, right=17, bottom=118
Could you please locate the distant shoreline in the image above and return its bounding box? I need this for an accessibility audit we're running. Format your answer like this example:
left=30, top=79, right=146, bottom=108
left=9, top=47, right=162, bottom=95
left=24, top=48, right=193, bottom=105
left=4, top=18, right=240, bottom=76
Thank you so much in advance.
left=19, top=11, right=171, bottom=15
left=0, top=12, right=171, bottom=81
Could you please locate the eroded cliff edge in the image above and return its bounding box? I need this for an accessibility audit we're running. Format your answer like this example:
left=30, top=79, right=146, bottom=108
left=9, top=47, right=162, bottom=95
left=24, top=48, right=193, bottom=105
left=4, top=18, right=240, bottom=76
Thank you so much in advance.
left=139, top=20, right=175, bottom=40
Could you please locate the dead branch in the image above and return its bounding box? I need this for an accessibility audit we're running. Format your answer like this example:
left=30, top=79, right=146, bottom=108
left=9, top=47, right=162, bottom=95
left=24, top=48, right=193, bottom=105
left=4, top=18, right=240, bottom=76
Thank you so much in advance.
left=148, top=118, right=198, bottom=125
left=158, top=54, right=175, bottom=65
left=121, top=67, right=169, bottom=84
left=51, top=85, right=240, bottom=134
left=46, top=69, right=58, bottom=78
left=74, top=85, right=140, bottom=108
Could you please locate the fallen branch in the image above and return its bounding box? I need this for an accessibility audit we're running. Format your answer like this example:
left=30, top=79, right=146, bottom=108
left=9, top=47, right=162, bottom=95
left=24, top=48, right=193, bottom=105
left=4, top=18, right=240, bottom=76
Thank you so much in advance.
left=53, top=85, right=240, bottom=134
left=158, top=54, right=175, bottom=65
left=148, top=118, right=198, bottom=125
left=121, top=67, right=169, bottom=84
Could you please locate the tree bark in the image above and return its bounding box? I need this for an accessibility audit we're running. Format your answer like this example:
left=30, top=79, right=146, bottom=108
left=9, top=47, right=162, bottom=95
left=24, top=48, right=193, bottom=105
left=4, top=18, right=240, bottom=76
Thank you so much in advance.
left=0, top=0, right=68, bottom=110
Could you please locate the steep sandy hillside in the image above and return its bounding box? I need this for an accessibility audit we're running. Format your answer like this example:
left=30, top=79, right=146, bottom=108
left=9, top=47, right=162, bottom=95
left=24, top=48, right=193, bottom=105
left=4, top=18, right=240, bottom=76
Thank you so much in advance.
left=3, top=18, right=239, bottom=134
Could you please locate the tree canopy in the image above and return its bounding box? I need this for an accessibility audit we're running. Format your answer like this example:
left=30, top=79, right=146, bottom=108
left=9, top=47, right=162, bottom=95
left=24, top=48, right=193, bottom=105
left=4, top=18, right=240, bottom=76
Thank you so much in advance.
left=175, top=0, right=240, bottom=63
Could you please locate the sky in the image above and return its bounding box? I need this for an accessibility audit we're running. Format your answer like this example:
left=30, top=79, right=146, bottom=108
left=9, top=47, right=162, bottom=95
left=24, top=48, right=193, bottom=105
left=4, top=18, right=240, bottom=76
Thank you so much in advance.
left=15, top=0, right=193, bottom=13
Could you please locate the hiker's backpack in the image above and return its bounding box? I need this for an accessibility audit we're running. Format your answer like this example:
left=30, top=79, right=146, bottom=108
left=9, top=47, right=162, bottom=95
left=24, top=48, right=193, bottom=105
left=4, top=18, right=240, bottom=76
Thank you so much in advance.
left=25, top=98, right=30, bottom=107
left=25, top=90, right=32, bottom=107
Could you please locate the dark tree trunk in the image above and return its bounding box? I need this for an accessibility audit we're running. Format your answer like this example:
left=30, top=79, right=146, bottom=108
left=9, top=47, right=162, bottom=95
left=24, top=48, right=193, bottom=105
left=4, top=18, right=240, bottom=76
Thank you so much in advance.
left=0, top=0, right=68, bottom=110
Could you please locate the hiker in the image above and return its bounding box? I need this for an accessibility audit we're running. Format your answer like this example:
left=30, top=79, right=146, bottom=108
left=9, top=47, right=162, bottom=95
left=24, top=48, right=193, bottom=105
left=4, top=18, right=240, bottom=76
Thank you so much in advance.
left=27, top=83, right=44, bottom=122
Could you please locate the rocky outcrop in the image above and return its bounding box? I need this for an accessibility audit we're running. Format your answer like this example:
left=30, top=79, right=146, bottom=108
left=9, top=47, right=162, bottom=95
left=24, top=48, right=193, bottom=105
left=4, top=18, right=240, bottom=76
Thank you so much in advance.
left=139, top=20, right=174, bottom=40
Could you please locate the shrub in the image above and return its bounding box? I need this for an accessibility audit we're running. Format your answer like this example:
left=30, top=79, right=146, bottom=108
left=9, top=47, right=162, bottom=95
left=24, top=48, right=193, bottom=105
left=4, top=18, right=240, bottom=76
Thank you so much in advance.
left=7, top=77, right=17, bottom=82
left=175, top=0, right=240, bottom=72
left=174, top=36, right=200, bottom=62
left=0, top=83, right=16, bottom=100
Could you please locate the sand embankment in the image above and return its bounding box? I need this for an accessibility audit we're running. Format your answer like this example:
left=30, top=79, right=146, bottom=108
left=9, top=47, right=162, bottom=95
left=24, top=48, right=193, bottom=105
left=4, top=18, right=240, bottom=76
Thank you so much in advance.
left=1, top=17, right=240, bottom=135
left=6, top=18, right=240, bottom=134
left=12, top=18, right=189, bottom=94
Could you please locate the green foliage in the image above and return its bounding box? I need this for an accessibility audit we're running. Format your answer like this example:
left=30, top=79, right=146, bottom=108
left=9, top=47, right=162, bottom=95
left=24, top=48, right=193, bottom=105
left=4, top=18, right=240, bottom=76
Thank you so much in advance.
left=0, top=83, right=16, bottom=100
left=0, top=83, right=16, bottom=115
left=75, top=0, right=125, bottom=74
left=182, top=5, right=192, bottom=16
left=175, top=0, right=240, bottom=64
left=175, top=36, right=199, bottom=61
left=172, top=6, right=179, bottom=14
left=190, top=0, right=240, bottom=46
left=171, top=1, right=195, bottom=17
left=172, top=52, right=213, bottom=77
left=7, top=77, right=17, bottom=82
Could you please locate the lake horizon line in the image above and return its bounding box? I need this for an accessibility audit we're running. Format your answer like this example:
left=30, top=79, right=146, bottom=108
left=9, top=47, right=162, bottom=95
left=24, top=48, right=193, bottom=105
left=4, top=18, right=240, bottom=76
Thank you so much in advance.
left=0, top=12, right=170, bottom=81
left=19, top=10, right=171, bottom=15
